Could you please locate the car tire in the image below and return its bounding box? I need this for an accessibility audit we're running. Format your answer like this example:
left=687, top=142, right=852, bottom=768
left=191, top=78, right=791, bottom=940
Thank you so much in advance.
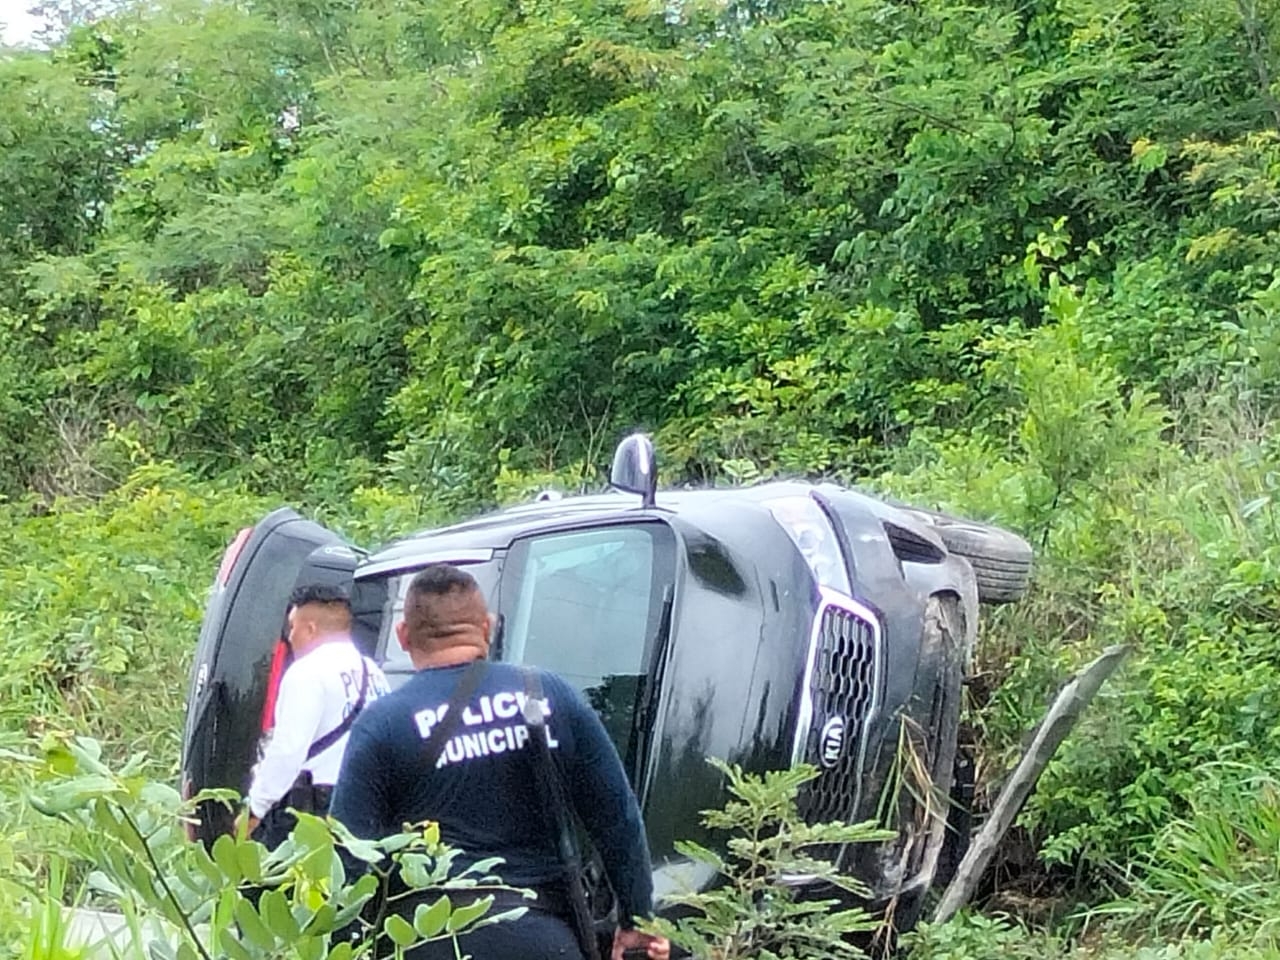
left=902, top=509, right=1033, bottom=604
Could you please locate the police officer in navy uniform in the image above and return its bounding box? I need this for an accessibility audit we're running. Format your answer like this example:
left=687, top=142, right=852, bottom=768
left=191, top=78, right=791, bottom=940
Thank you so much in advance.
left=330, top=564, right=669, bottom=960
left=236, top=583, right=389, bottom=847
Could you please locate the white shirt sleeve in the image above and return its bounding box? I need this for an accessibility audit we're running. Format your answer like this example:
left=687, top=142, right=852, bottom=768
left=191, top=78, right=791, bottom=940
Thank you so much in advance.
left=246, top=659, right=327, bottom=817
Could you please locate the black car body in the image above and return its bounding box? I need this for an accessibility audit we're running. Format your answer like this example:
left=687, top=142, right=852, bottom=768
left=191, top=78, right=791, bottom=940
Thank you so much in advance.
left=181, top=437, right=1027, bottom=925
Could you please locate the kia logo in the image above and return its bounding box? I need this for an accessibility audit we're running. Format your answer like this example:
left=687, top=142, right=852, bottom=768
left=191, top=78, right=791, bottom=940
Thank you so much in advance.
left=819, top=716, right=846, bottom=769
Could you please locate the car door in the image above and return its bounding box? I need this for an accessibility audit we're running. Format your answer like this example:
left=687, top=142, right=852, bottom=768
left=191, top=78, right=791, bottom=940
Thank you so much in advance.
left=493, top=522, right=676, bottom=790
left=180, top=507, right=364, bottom=845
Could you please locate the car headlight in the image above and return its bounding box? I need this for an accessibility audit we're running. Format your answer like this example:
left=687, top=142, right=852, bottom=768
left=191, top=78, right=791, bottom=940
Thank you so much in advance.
left=765, top=496, right=851, bottom=595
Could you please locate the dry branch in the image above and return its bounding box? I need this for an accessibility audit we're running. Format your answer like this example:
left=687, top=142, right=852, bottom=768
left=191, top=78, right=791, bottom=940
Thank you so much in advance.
left=932, top=643, right=1132, bottom=924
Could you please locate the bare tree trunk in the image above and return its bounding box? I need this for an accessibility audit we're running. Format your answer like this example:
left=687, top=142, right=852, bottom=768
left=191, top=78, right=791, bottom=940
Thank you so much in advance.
left=931, top=644, right=1132, bottom=925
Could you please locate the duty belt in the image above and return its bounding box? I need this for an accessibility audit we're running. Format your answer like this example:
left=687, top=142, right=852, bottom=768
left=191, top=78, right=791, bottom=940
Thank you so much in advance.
left=434, top=884, right=572, bottom=920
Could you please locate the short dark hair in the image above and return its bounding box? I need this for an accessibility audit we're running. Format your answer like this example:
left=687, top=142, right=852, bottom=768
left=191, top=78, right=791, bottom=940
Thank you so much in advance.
left=408, top=564, right=479, bottom=597
left=288, top=582, right=351, bottom=611
left=402, top=564, right=486, bottom=646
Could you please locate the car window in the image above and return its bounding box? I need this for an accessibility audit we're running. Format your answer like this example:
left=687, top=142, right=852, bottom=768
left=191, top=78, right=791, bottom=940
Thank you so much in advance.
left=375, top=562, right=501, bottom=682
left=498, top=523, right=675, bottom=773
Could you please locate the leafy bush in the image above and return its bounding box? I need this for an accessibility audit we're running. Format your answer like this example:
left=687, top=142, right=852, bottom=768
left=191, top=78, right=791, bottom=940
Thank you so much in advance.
left=904, top=913, right=1061, bottom=960
left=904, top=913, right=1280, bottom=960
left=646, top=759, right=893, bottom=960
left=0, top=463, right=270, bottom=763
left=1094, top=764, right=1280, bottom=942
left=24, top=737, right=526, bottom=959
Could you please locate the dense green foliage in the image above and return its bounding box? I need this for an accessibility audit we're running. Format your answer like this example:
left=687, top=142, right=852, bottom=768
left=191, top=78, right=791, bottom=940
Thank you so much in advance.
left=3, top=0, right=1280, bottom=953
left=7, top=737, right=526, bottom=959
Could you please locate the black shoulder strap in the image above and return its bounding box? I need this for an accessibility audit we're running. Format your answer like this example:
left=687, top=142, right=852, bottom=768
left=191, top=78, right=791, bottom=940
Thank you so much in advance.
left=422, top=659, right=489, bottom=770
left=306, top=657, right=370, bottom=761
left=523, top=668, right=602, bottom=960
left=522, top=668, right=573, bottom=821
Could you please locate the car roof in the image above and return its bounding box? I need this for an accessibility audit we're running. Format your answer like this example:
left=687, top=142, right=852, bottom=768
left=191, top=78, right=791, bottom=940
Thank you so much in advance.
left=360, top=480, right=827, bottom=573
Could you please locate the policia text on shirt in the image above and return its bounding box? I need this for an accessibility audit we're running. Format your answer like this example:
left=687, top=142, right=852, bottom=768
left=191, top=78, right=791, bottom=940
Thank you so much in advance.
left=414, top=688, right=559, bottom=765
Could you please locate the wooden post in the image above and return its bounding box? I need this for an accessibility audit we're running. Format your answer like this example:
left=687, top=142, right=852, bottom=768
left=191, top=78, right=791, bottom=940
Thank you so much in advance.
left=931, top=644, right=1132, bottom=924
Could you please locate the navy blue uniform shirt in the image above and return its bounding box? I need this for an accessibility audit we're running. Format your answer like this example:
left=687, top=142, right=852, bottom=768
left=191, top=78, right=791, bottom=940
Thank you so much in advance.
left=330, top=660, right=654, bottom=924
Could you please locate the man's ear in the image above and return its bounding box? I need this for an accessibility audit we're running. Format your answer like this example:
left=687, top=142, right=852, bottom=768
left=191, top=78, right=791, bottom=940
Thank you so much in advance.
left=485, top=612, right=497, bottom=643
left=395, top=620, right=410, bottom=652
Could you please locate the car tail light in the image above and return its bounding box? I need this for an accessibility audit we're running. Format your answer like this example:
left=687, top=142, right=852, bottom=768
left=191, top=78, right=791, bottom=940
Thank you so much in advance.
left=260, top=640, right=291, bottom=734
left=216, top=526, right=253, bottom=586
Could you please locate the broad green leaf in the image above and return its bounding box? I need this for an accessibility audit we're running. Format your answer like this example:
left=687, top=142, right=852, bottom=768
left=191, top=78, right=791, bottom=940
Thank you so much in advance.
left=413, top=894, right=452, bottom=938
left=236, top=838, right=263, bottom=882
left=219, top=934, right=253, bottom=960
left=300, top=901, right=337, bottom=936
left=385, top=913, right=417, bottom=947
left=446, top=895, right=493, bottom=933
left=210, top=834, right=242, bottom=884
left=234, top=895, right=277, bottom=950
left=192, top=845, right=223, bottom=886
left=261, top=888, right=300, bottom=941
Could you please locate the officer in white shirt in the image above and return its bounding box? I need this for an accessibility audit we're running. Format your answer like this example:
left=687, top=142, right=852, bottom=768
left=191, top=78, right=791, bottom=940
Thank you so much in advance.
left=236, top=583, right=389, bottom=847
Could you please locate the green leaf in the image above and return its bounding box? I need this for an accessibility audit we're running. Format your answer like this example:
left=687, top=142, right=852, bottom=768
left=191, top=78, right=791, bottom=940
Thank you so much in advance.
left=413, top=894, right=452, bottom=939
left=192, top=845, right=223, bottom=887
left=399, top=851, right=442, bottom=889
left=234, top=895, right=277, bottom=950
left=476, top=906, right=528, bottom=929
left=210, top=834, right=242, bottom=884
left=217, top=932, right=253, bottom=960
left=672, top=840, right=725, bottom=873
left=446, top=894, right=493, bottom=933
left=300, top=902, right=337, bottom=936
left=385, top=913, right=417, bottom=947
left=466, top=856, right=504, bottom=876
left=236, top=838, right=263, bottom=883
left=260, top=888, right=300, bottom=940
left=291, top=811, right=331, bottom=852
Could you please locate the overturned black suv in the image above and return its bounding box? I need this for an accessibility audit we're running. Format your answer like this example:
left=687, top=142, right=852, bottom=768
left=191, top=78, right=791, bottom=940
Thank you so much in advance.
left=181, top=435, right=1031, bottom=926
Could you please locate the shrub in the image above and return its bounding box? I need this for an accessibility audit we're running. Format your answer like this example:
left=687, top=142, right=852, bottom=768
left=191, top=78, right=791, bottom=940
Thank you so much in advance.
left=25, top=736, right=526, bottom=959
left=646, top=759, right=894, bottom=960
left=1093, top=764, right=1280, bottom=943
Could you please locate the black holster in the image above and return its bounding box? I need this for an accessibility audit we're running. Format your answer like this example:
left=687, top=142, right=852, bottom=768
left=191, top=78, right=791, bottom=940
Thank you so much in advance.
left=285, top=770, right=334, bottom=815
left=251, top=772, right=334, bottom=850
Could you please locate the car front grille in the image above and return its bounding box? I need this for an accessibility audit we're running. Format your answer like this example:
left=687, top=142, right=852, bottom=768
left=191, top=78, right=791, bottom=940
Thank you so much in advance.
left=796, top=600, right=879, bottom=830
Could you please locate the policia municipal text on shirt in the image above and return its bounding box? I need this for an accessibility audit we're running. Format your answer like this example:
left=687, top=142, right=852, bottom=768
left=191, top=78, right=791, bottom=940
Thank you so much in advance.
left=330, top=564, right=669, bottom=960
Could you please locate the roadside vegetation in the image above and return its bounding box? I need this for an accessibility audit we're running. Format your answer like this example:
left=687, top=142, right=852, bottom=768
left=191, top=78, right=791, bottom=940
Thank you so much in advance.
left=2, top=0, right=1279, bottom=955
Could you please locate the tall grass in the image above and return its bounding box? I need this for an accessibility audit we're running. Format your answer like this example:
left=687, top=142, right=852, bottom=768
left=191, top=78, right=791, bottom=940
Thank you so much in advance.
left=9, top=858, right=88, bottom=960
left=1094, top=764, right=1280, bottom=945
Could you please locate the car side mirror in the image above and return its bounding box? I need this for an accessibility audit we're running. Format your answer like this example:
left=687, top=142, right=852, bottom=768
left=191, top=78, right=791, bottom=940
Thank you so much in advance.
left=610, top=433, right=658, bottom=508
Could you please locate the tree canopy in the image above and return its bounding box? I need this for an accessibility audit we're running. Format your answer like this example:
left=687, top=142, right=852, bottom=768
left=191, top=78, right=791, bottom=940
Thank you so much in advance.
left=2, top=0, right=1274, bottom=503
